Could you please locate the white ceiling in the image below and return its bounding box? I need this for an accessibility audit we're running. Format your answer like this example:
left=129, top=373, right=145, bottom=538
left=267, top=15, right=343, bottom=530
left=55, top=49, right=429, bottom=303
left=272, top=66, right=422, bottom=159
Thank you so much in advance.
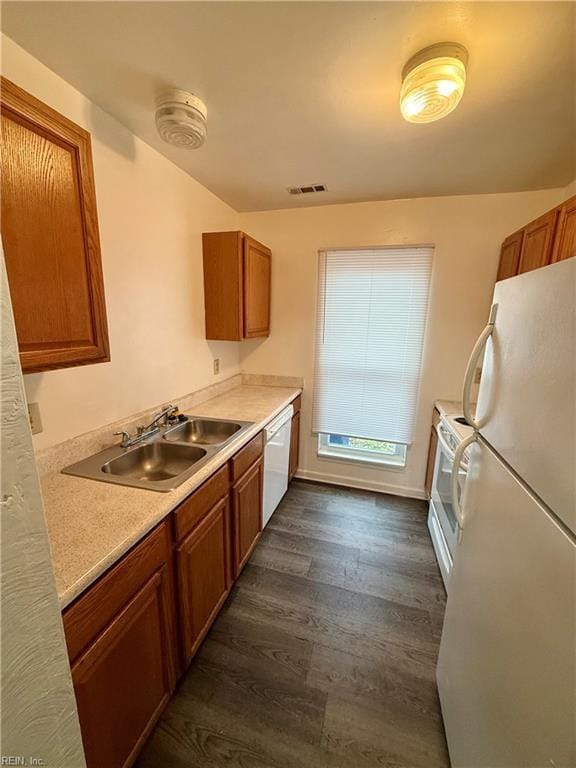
left=2, top=2, right=575, bottom=211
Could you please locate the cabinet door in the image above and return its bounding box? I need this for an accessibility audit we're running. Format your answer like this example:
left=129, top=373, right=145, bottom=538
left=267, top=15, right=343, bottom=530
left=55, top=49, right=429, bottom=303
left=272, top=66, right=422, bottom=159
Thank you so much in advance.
left=243, top=236, right=271, bottom=338
left=518, top=209, right=559, bottom=274
left=289, top=410, right=301, bottom=481
left=177, top=497, right=231, bottom=667
left=70, top=566, right=175, bottom=768
left=0, top=77, right=109, bottom=373
left=551, top=195, right=576, bottom=263
left=202, top=231, right=243, bottom=341
left=496, top=230, right=524, bottom=281
left=232, top=457, right=263, bottom=576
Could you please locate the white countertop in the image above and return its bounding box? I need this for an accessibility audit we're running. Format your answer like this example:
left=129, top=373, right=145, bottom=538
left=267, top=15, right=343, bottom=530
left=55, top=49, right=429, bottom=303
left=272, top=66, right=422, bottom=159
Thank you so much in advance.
left=40, top=385, right=301, bottom=609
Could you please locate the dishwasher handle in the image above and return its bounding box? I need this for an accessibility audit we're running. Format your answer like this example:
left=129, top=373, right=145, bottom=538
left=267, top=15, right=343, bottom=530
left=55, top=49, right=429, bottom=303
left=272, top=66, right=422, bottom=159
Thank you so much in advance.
left=265, top=405, right=294, bottom=441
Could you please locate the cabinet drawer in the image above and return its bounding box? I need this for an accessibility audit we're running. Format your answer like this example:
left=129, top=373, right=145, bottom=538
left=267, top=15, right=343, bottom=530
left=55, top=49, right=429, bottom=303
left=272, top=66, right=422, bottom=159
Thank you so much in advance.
left=173, top=464, right=229, bottom=542
left=63, top=521, right=170, bottom=664
left=230, top=431, right=264, bottom=482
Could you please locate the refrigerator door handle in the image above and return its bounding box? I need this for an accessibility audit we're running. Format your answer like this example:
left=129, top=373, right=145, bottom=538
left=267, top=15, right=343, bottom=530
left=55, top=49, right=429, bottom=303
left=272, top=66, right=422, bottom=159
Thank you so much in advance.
left=462, top=303, right=498, bottom=430
left=451, top=433, right=478, bottom=530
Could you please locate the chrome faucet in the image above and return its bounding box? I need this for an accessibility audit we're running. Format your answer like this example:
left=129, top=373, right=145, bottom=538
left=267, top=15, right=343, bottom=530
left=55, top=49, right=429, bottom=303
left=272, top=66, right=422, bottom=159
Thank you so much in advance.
left=143, top=404, right=179, bottom=432
left=114, top=404, right=178, bottom=448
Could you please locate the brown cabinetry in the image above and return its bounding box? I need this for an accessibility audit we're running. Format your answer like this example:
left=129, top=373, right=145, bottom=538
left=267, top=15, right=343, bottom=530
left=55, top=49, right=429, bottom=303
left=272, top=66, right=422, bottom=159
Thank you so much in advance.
left=289, top=395, right=301, bottom=481
left=496, top=195, right=575, bottom=281
left=0, top=77, right=109, bottom=373
left=496, top=230, right=524, bottom=281
left=517, top=209, right=559, bottom=274
left=62, top=522, right=175, bottom=768
left=202, top=230, right=271, bottom=340
left=232, top=457, right=264, bottom=577
left=177, top=496, right=230, bottom=667
left=61, top=416, right=298, bottom=766
left=552, top=196, right=576, bottom=263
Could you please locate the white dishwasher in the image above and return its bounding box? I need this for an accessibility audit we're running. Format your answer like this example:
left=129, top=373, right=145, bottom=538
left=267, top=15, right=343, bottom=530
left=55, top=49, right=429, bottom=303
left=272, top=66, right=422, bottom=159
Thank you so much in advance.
left=263, top=404, right=293, bottom=528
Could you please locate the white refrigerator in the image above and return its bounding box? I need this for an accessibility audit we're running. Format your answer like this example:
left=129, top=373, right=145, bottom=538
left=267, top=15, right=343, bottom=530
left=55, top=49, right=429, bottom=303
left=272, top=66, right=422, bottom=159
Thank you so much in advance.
left=436, top=257, right=576, bottom=768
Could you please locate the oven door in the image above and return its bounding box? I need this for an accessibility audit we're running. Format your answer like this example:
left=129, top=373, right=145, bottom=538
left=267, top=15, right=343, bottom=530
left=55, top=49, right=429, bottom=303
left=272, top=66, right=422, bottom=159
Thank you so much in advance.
left=431, top=423, right=468, bottom=556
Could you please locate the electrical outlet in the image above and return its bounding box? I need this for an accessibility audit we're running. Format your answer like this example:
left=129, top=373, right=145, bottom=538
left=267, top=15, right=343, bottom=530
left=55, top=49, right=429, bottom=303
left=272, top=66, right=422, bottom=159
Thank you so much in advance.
left=28, top=402, right=43, bottom=435
left=213, top=358, right=220, bottom=375
left=473, top=367, right=482, bottom=384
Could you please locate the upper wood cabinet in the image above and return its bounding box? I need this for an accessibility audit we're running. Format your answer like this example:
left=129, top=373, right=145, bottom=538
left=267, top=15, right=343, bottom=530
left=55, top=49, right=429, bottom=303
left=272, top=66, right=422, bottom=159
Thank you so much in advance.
left=496, top=230, right=524, bottom=281
left=0, top=77, right=109, bottom=373
left=517, top=208, right=559, bottom=274
left=496, top=195, right=575, bottom=281
left=552, top=195, right=576, bottom=263
left=203, top=230, right=271, bottom=340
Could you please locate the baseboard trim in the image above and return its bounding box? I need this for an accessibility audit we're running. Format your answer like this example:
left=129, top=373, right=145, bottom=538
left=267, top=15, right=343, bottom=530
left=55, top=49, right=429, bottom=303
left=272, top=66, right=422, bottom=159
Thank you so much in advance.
left=293, top=469, right=426, bottom=500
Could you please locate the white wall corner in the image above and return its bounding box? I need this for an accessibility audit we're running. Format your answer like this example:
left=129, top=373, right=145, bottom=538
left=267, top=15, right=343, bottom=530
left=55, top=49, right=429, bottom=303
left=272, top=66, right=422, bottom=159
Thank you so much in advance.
left=0, top=251, right=86, bottom=767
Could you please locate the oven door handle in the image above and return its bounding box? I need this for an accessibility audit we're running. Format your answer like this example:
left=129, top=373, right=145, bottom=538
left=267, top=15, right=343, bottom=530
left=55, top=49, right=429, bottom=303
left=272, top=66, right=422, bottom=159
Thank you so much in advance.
left=451, top=433, right=478, bottom=530
left=436, top=425, right=468, bottom=470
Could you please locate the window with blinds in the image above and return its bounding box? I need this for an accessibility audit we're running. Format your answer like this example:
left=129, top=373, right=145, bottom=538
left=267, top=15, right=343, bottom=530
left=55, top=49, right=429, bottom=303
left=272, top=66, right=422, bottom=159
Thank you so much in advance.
left=312, top=246, right=433, bottom=461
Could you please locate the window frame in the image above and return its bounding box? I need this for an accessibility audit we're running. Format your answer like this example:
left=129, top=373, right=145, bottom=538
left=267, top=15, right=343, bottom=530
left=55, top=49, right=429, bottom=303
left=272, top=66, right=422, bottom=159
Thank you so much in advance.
left=317, top=432, right=408, bottom=469
left=312, top=244, right=433, bottom=455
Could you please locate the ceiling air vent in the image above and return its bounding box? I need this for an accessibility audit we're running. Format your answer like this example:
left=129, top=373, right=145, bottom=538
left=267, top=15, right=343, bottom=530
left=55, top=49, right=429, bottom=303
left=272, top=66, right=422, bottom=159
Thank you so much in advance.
left=288, top=184, right=327, bottom=195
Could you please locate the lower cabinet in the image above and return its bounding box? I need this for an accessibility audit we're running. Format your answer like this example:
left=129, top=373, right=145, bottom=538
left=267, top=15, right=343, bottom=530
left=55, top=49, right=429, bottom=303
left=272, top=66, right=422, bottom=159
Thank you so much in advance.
left=177, top=496, right=230, bottom=667
left=232, top=457, right=264, bottom=577
left=61, top=421, right=281, bottom=768
left=63, top=522, right=176, bottom=768
left=289, top=410, right=301, bottom=481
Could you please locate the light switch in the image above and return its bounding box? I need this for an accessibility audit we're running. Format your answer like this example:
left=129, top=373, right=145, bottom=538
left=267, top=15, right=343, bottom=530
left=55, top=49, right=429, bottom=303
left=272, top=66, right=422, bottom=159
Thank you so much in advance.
left=213, top=358, right=220, bottom=375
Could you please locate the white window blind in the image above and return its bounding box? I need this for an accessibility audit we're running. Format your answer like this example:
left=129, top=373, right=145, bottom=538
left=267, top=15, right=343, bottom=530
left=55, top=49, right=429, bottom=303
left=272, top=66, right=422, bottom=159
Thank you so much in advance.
left=312, top=246, right=433, bottom=446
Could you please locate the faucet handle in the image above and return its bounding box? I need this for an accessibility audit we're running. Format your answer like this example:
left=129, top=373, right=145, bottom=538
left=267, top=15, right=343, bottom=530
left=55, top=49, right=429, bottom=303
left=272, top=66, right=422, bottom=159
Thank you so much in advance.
left=114, top=430, right=130, bottom=446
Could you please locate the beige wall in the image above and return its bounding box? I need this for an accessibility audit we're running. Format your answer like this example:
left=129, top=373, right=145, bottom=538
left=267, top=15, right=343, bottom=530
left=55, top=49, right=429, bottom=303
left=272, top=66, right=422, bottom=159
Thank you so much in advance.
left=240, top=185, right=571, bottom=496
left=2, top=35, right=241, bottom=450
left=1, top=254, right=86, bottom=767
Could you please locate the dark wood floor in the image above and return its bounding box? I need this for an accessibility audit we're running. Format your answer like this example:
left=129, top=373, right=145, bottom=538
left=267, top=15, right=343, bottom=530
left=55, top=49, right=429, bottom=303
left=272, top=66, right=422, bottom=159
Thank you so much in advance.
left=137, top=480, right=450, bottom=768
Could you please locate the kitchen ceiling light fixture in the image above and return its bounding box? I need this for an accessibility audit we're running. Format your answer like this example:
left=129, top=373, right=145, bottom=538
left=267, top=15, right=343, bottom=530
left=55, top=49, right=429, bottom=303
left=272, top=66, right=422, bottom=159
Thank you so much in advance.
left=155, top=89, right=207, bottom=148
left=400, top=43, right=468, bottom=124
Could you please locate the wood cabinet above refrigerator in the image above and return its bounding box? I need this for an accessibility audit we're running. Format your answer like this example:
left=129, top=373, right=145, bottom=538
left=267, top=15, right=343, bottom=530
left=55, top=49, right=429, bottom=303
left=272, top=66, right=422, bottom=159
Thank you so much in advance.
left=496, top=194, right=575, bottom=282
left=0, top=77, right=110, bottom=373
left=202, top=230, right=271, bottom=340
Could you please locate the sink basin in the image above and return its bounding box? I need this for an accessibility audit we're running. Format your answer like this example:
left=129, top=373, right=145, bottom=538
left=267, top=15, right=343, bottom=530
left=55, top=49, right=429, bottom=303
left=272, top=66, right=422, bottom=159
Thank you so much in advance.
left=62, top=414, right=254, bottom=491
left=102, top=442, right=207, bottom=482
left=164, top=418, right=242, bottom=446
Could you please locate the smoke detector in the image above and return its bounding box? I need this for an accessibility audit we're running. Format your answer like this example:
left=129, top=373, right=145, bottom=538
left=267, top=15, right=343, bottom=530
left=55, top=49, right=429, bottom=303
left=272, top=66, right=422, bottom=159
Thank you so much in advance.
left=155, top=89, right=207, bottom=149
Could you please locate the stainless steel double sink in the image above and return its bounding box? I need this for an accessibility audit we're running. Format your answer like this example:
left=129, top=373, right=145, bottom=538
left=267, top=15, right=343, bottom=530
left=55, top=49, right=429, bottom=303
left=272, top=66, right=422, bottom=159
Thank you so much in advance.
left=63, top=416, right=254, bottom=492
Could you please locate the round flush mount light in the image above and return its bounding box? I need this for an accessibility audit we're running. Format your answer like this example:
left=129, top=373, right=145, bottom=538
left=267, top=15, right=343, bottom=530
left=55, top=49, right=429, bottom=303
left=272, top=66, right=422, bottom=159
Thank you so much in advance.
left=155, top=89, right=207, bottom=149
left=400, top=43, right=468, bottom=124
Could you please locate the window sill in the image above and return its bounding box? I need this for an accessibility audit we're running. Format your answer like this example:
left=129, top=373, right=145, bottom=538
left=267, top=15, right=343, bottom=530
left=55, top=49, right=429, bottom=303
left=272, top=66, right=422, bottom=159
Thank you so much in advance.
left=317, top=447, right=407, bottom=471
